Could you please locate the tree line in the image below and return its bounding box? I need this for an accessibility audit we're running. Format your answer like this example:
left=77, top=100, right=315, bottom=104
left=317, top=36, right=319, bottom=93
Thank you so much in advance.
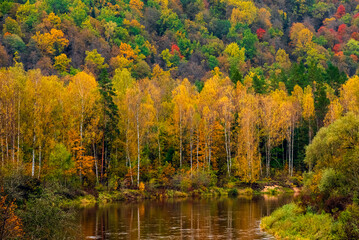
left=1, top=60, right=358, bottom=187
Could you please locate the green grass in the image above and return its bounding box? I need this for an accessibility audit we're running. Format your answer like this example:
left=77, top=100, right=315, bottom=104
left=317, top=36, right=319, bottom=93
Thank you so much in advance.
left=98, top=191, right=126, bottom=203
left=165, top=190, right=188, bottom=198
left=261, top=203, right=336, bottom=240
left=61, top=194, right=96, bottom=207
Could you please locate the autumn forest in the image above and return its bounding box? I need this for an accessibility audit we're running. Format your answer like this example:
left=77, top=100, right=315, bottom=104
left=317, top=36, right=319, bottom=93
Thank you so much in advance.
left=1, top=0, right=359, bottom=239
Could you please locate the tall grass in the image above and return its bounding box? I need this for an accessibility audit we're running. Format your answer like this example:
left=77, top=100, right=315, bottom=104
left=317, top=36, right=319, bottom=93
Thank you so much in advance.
left=261, top=203, right=336, bottom=240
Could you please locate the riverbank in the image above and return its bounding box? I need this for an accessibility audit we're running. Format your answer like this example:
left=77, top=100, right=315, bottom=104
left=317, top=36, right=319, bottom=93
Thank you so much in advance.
left=61, top=183, right=296, bottom=207
left=260, top=202, right=359, bottom=239
left=261, top=203, right=335, bottom=239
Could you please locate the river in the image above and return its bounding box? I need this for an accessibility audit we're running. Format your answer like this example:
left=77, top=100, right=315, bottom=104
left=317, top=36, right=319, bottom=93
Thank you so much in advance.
left=79, top=194, right=293, bottom=239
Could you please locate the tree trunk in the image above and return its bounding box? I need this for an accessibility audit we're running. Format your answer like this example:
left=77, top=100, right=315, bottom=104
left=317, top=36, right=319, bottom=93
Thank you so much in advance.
left=6, top=132, right=9, bottom=162
left=93, top=142, right=99, bottom=184
left=1, top=138, right=4, bottom=168
left=266, top=137, right=271, bottom=177
left=291, top=125, right=295, bottom=176
left=228, top=126, right=232, bottom=174
left=190, top=127, right=193, bottom=176
left=157, top=115, right=161, bottom=165
left=224, top=125, right=230, bottom=176
left=208, top=135, right=212, bottom=170
left=196, top=130, right=199, bottom=170
left=38, top=145, right=41, bottom=179
left=179, top=110, right=183, bottom=168
left=12, top=128, right=15, bottom=164
left=17, top=96, right=20, bottom=168
left=308, top=119, right=312, bottom=144
left=101, top=134, right=104, bottom=182
left=136, top=109, right=140, bottom=187
left=31, top=134, right=36, bottom=177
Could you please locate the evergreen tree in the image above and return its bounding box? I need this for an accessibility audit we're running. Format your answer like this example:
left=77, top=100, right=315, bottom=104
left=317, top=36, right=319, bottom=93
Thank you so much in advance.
left=98, top=69, right=119, bottom=182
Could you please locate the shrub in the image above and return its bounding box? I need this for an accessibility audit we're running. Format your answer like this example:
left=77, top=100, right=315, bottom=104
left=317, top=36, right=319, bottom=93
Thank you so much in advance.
left=228, top=188, right=238, bottom=197
left=18, top=190, right=79, bottom=239
left=139, top=182, right=145, bottom=192
left=225, top=181, right=236, bottom=189
left=337, top=204, right=359, bottom=239
left=243, top=187, right=253, bottom=195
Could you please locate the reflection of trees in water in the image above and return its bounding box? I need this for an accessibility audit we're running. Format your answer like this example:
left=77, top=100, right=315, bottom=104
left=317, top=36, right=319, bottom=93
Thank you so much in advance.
left=79, top=195, right=293, bottom=239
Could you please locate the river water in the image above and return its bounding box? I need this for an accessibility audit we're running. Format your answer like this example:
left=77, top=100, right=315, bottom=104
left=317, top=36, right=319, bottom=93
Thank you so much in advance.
left=79, top=194, right=293, bottom=239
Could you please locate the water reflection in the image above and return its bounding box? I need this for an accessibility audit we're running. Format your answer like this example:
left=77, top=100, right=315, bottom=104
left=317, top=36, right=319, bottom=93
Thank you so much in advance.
left=79, top=194, right=293, bottom=239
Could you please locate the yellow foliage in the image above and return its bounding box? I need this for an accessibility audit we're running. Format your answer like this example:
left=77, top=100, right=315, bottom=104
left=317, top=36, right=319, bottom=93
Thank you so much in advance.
left=139, top=182, right=145, bottom=191
left=340, top=75, right=359, bottom=114
left=230, top=1, right=257, bottom=26
left=120, top=42, right=138, bottom=61
left=324, top=98, right=343, bottom=126
left=110, top=56, right=132, bottom=70
left=234, top=89, right=260, bottom=182
left=278, top=9, right=287, bottom=20
left=275, top=49, right=291, bottom=70
left=224, top=42, right=245, bottom=67
left=54, top=53, right=71, bottom=72
left=130, top=0, right=144, bottom=17
left=47, top=12, right=61, bottom=27
left=323, top=17, right=336, bottom=26
left=292, top=85, right=303, bottom=104
left=258, top=8, right=272, bottom=28
left=302, top=86, right=315, bottom=120
left=32, top=29, right=69, bottom=55
left=290, top=22, right=306, bottom=42
left=123, top=19, right=144, bottom=30
left=243, top=72, right=257, bottom=90
left=295, top=28, right=314, bottom=50
left=151, top=64, right=166, bottom=78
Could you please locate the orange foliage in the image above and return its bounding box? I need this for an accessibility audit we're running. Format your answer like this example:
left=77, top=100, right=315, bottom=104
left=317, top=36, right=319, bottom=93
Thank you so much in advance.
left=333, top=44, right=341, bottom=54
left=32, top=29, right=69, bottom=55
left=69, top=131, right=94, bottom=181
left=351, top=32, right=359, bottom=41
left=129, top=0, right=144, bottom=17
left=351, top=54, right=358, bottom=62
left=0, top=188, right=23, bottom=239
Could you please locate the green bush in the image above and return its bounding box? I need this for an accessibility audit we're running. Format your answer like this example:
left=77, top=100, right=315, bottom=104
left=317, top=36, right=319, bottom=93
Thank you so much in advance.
left=18, top=190, right=79, bottom=239
left=337, top=204, right=359, bottom=239
left=243, top=187, right=254, bottom=195
left=319, top=168, right=341, bottom=193
left=228, top=188, right=238, bottom=197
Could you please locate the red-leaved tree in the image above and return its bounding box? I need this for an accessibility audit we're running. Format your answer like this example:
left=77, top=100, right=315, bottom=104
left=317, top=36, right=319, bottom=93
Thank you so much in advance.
left=335, top=5, right=345, bottom=19
left=256, top=28, right=266, bottom=40
left=171, top=44, right=183, bottom=58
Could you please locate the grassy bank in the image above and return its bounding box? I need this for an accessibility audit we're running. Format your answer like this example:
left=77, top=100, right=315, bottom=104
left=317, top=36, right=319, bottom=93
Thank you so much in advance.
left=261, top=203, right=335, bottom=239
left=62, top=183, right=296, bottom=207
left=261, top=203, right=359, bottom=240
left=62, top=187, right=226, bottom=207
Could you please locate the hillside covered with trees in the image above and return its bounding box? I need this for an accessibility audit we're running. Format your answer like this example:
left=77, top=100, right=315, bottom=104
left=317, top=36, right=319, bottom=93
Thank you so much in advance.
left=1, top=0, right=358, bottom=185
left=1, top=0, right=359, bottom=238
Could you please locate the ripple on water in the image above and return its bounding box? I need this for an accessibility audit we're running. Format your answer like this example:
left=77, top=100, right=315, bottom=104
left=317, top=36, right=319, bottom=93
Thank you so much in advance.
left=79, top=195, right=293, bottom=239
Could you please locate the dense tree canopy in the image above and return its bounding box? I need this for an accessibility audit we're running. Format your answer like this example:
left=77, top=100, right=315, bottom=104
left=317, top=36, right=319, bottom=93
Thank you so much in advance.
left=1, top=0, right=359, bottom=190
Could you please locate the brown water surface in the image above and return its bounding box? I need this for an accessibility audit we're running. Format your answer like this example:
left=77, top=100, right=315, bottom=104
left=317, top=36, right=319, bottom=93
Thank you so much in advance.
left=79, top=194, right=293, bottom=239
